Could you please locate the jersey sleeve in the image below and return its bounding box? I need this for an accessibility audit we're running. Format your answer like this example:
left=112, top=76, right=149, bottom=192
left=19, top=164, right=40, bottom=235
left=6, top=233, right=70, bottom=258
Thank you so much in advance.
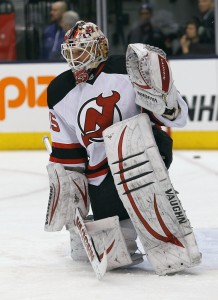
left=49, top=109, right=88, bottom=169
left=143, top=92, right=188, bottom=128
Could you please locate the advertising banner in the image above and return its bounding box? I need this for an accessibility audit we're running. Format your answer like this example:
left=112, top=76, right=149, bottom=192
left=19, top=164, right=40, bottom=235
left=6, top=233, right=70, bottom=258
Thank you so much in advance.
left=170, top=59, right=218, bottom=149
left=0, top=63, right=67, bottom=149
left=0, top=59, right=217, bottom=149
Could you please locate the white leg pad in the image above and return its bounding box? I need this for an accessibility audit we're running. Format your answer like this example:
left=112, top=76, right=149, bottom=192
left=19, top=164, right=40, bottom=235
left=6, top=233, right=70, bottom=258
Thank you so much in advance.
left=67, top=226, right=90, bottom=262
left=120, top=219, right=144, bottom=265
left=45, top=163, right=90, bottom=231
left=67, top=217, right=143, bottom=268
left=103, top=113, right=201, bottom=275
left=84, top=216, right=133, bottom=270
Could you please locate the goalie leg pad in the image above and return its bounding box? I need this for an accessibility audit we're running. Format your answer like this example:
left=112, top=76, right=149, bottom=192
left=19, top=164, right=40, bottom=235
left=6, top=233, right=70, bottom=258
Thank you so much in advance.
left=67, top=225, right=89, bottom=262
left=103, top=114, right=201, bottom=275
left=68, top=216, right=143, bottom=268
left=45, top=163, right=90, bottom=231
left=67, top=215, right=142, bottom=268
left=120, top=218, right=144, bottom=265
left=84, top=216, right=133, bottom=271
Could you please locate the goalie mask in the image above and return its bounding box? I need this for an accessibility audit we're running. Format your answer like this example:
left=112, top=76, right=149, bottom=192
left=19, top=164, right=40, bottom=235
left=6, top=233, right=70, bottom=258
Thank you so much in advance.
left=61, top=21, right=109, bottom=83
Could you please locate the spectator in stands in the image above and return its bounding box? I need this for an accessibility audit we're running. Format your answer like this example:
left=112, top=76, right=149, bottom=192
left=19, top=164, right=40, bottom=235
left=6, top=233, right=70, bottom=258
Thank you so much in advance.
left=175, top=19, right=213, bottom=55
left=152, top=9, right=180, bottom=56
left=197, top=0, right=215, bottom=44
left=127, top=3, right=166, bottom=53
left=41, top=1, right=68, bottom=60
left=60, top=10, right=80, bottom=33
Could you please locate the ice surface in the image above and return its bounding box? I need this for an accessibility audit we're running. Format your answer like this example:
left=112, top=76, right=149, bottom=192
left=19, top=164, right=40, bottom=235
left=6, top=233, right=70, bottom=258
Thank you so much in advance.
left=0, top=150, right=217, bottom=300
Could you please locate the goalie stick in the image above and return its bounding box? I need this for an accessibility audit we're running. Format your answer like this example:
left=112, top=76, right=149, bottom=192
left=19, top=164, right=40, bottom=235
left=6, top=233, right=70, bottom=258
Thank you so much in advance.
left=75, top=208, right=107, bottom=279
left=42, top=136, right=52, bottom=155
left=42, top=136, right=108, bottom=280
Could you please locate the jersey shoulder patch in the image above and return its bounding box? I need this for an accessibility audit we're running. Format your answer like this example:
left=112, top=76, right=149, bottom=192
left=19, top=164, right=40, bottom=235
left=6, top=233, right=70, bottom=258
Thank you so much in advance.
left=47, top=69, right=76, bottom=109
left=103, top=55, right=127, bottom=75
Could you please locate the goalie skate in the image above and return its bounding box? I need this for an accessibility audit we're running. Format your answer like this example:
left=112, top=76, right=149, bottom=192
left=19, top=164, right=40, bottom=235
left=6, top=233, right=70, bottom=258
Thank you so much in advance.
left=103, top=114, right=201, bottom=275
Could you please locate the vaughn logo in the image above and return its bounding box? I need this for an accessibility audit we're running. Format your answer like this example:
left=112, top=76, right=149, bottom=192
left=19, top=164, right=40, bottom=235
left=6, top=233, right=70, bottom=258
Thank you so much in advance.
left=45, top=186, right=53, bottom=226
left=165, top=188, right=187, bottom=224
left=78, top=91, right=122, bottom=147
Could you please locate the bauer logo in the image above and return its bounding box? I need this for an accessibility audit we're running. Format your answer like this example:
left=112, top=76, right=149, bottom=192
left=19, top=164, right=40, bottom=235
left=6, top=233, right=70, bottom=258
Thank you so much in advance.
left=0, top=75, right=55, bottom=121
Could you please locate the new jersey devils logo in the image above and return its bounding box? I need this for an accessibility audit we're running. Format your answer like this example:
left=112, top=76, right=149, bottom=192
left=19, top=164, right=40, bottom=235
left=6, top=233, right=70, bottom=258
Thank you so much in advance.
left=78, top=91, right=122, bottom=147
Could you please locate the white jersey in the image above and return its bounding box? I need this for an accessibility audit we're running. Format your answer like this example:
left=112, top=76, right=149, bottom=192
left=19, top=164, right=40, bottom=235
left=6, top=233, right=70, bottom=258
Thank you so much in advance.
left=47, top=55, right=187, bottom=186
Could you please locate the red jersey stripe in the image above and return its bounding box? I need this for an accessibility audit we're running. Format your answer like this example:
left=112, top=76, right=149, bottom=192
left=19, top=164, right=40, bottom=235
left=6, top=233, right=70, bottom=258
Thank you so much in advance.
left=49, top=156, right=86, bottom=164
left=86, top=167, right=109, bottom=178
left=52, top=142, right=82, bottom=149
left=87, top=158, right=108, bottom=170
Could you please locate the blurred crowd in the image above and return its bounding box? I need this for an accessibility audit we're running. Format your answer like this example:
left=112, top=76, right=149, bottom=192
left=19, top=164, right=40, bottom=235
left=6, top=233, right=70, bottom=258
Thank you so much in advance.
left=127, top=0, right=215, bottom=56
left=41, top=1, right=79, bottom=60
left=0, top=0, right=216, bottom=61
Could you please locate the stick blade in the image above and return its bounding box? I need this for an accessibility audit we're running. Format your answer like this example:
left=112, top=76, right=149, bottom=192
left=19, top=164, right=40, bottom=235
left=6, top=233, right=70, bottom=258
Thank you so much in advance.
left=75, top=208, right=107, bottom=280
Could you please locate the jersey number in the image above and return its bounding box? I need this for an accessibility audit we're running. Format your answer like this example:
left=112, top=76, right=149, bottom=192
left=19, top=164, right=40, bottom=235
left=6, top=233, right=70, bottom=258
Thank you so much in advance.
left=50, top=112, right=60, bottom=132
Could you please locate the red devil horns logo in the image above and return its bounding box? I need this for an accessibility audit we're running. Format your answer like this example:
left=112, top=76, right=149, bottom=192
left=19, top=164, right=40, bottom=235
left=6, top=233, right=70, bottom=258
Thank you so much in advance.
left=78, top=91, right=121, bottom=147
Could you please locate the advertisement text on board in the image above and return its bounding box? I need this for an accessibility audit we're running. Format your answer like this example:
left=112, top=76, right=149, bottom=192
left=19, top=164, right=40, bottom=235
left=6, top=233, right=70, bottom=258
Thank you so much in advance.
left=0, top=76, right=55, bottom=120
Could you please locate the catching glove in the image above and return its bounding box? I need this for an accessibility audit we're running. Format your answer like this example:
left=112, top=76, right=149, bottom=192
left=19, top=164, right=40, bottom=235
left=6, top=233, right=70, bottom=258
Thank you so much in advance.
left=126, top=43, right=180, bottom=120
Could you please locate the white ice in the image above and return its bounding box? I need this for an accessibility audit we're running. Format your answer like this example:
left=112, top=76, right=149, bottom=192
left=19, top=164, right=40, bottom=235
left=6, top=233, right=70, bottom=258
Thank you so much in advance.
left=0, top=150, right=218, bottom=300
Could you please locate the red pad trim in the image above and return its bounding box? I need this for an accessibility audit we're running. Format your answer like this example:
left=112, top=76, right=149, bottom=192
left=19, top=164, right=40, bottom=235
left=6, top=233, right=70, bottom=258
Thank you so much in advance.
left=158, top=55, right=170, bottom=93
left=117, top=126, right=184, bottom=248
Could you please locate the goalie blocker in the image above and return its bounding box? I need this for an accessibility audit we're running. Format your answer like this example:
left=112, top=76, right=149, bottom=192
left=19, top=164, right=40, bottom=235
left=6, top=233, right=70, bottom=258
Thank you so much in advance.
left=103, top=113, right=201, bottom=275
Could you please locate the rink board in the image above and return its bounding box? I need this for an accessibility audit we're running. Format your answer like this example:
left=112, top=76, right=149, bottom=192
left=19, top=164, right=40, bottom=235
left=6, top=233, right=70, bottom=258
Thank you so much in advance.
left=0, top=132, right=51, bottom=150
left=0, top=59, right=217, bottom=150
left=0, top=131, right=217, bottom=150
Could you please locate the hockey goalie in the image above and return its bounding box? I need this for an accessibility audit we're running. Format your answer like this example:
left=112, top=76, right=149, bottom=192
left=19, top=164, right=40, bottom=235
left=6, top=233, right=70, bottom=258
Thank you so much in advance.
left=44, top=20, right=201, bottom=279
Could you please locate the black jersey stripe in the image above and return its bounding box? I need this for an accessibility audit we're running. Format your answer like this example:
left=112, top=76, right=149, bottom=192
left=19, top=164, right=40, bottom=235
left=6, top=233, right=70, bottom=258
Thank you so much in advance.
left=51, top=146, right=87, bottom=160
left=102, top=55, right=127, bottom=74
left=47, top=70, right=76, bottom=109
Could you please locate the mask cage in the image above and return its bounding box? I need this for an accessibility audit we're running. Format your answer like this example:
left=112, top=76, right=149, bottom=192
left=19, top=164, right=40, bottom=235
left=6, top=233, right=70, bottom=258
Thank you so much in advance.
left=61, top=40, right=98, bottom=71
